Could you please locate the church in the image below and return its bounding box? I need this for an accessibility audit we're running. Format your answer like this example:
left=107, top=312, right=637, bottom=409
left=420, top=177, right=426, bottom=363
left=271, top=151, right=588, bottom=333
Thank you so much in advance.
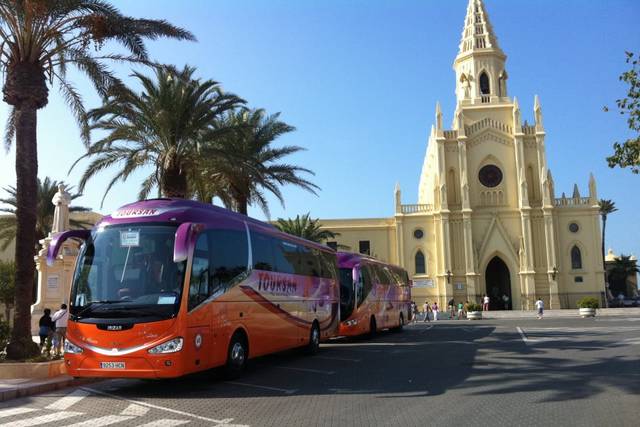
left=319, top=0, right=605, bottom=310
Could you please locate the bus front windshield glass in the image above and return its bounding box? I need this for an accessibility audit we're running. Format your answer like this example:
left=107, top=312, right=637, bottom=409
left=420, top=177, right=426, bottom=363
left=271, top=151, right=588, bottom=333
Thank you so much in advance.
left=69, top=224, right=186, bottom=321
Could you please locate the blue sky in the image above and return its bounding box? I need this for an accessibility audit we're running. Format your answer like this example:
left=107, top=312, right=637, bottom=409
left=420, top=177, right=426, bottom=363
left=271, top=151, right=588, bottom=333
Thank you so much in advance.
left=0, top=0, right=639, bottom=257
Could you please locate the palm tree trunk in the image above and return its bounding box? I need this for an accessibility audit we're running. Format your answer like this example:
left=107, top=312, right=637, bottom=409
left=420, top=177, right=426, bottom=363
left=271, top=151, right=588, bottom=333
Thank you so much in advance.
left=601, top=215, right=608, bottom=308
left=160, top=166, right=188, bottom=199
left=6, top=107, right=40, bottom=359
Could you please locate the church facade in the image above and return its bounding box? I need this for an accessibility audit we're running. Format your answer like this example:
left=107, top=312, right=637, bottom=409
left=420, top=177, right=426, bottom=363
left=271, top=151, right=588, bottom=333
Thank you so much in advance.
left=320, top=0, right=605, bottom=310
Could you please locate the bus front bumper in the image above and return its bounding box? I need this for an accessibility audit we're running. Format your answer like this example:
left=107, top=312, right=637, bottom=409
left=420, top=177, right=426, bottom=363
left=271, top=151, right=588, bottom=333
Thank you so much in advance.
left=65, top=351, right=186, bottom=379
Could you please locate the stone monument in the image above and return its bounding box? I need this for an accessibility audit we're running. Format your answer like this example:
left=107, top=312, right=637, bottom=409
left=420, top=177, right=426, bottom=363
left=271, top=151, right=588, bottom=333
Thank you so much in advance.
left=30, top=185, right=81, bottom=333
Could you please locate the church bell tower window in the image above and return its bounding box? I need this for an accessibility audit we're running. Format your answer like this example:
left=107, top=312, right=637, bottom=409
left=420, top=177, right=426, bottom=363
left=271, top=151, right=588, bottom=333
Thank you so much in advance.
left=479, top=72, right=490, bottom=95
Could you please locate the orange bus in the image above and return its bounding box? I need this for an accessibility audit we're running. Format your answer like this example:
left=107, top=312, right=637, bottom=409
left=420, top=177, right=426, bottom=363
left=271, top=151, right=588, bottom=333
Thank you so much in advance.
left=49, top=199, right=339, bottom=379
left=337, top=252, right=411, bottom=337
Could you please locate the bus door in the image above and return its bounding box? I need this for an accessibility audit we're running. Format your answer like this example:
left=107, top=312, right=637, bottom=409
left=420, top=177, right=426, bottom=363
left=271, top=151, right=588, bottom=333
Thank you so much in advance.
left=184, top=231, right=214, bottom=371
left=339, top=265, right=356, bottom=321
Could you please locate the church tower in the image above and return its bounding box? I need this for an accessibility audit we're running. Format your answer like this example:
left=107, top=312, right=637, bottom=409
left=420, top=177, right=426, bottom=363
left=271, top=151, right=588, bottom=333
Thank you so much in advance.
left=454, top=0, right=508, bottom=104
left=321, top=0, right=604, bottom=311
left=417, top=0, right=592, bottom=310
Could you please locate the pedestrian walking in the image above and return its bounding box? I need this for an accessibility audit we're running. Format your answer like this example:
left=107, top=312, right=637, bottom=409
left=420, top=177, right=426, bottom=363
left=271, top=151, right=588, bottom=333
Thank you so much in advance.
left=502, top=294, right=510, bottom=310
left=535, top=297, right=544, bottom=319
left=448, top=297, right=455, bottom=319
left=483, top=294, right=490, bottom=311
left=51, top=303, right=68, bottom=355
left=422, top=301, right=431, bottom=322
left=410, top=301, right=417, bottom=323
left=38, top=308, right=54, bottom=348
left=432, top=302, right=439, bottom=321
left=457, top=301, right=465, bottom=320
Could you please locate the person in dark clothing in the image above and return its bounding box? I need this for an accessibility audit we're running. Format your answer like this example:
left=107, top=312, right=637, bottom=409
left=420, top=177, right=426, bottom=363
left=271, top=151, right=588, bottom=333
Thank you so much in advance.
left=38, top=308, right=54, bottom=347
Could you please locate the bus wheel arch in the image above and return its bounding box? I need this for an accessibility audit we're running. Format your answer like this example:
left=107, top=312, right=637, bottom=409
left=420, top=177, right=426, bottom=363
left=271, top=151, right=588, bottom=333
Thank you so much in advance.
left=224, top=328, right=249, bottom=379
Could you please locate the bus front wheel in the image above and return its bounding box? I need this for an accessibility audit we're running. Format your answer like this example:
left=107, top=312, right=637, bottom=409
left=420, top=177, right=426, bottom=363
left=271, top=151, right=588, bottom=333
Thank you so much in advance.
left=306, top=321, right=320, bottom=355
left=224, top=332, right=248, bottom=379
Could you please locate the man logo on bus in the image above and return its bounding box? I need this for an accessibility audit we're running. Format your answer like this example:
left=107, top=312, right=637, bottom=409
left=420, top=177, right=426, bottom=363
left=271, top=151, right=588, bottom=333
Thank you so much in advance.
left=194, top=334, right=202, bottom=349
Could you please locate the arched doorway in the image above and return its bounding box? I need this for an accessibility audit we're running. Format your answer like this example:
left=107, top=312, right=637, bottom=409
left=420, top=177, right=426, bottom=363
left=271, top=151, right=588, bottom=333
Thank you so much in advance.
left=485, top=257, right=512, bottom=310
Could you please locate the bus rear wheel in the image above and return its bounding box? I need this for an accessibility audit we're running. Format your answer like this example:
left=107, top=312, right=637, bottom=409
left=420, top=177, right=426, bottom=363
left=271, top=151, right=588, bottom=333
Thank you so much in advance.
left=368, top=316, right=377, bottom=338
left=392, top=312, right=404, bottom=332
left=306, top=321, right=320, bottom=355
left=224, top=332, right=248, bottom=379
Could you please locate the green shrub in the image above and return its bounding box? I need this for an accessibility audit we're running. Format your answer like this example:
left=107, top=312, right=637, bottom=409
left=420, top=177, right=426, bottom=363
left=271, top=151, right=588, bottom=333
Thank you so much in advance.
left=577, top=297, right=599, bottom=309
left=0, top=321, right=11, bottom=353
left=467, top=303, right=482, bottom=312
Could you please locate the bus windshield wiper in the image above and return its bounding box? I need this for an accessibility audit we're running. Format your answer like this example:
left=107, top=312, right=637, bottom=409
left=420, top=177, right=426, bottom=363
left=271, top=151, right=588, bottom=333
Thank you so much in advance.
left=74, top=300, right=122, bottom=318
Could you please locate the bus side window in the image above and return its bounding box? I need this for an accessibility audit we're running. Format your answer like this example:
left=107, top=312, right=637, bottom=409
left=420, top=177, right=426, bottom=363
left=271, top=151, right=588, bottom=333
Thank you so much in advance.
left=251, top=232, right=274, bottom=271
left=320, top=252, right=337, bottom=280
left=359, top=264, right=374, bottom=305
left=209, top=228, right=248, bottom=292
left=189, top=233, right=210, bottom=310
left=273, top=238, right=296, bottom=275
left=299, top=246, right=321, bottom=277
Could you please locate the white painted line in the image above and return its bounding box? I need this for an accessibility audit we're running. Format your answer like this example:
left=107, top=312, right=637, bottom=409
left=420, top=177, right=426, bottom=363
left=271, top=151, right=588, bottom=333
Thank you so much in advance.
left=0, top=407, right=37, bottom=419
left=275, top=366, right=335, bottom=375
left=46, top=388, right=91, bottom=411
left=81, top=387, right=247, bottom=426
left=420, top=325, right=435, bottom=333
left=314, top=355, right=361, bottom=362
left=226, top=381, right=297, bottom=395
left=516, top=326, right=528, bottom=344
left=0, top=411, right=82, bottom=427
left=120, top=403, right=150, bottom=416
left=136, top=420, right=191, bottom=427
left=61, top=415, right=134, bottom=427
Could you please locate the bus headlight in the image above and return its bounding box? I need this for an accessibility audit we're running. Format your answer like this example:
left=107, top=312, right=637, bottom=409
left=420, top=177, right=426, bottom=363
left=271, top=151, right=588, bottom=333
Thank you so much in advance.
left=64, top=340, right=83, bottom=354
left=148, top=337, right=183, bottom=354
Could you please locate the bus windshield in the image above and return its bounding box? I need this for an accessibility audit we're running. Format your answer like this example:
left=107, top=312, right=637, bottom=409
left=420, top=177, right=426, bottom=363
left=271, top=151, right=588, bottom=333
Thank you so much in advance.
left=69, top=224, right=186, bottom=321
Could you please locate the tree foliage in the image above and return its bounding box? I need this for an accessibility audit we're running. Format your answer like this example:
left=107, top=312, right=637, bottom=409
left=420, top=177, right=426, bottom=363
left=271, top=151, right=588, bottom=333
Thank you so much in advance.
left=73, top=65, right=244, bottom=203
left=275, top=213, right=339, bottom=243
left=200, top=109, right=319, bottom=217
left=606, top=51, right=640, bottom=174
left=0, top=260, right=15, bottom=322
left=0, top=177, right=91, bottom=252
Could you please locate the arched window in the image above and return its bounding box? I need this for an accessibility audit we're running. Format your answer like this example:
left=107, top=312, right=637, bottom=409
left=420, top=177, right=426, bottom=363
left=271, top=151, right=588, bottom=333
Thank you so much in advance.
left=415, top=250, right=426, bottom=275
left=479, top=72, right=490, bottom=95
left=571, top=246, right=582, bottom=270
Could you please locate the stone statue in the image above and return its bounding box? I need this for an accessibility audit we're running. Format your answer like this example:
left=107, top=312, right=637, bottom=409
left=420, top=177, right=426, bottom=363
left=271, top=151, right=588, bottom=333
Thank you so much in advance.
left=51, top=184, right=71, bottom=234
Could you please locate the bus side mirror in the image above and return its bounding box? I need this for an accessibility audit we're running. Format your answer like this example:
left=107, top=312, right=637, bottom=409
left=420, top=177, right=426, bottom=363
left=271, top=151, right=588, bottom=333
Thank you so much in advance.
left=174, top=222, right=204, bottom=263
left=47, top=230, right=90, bottom=266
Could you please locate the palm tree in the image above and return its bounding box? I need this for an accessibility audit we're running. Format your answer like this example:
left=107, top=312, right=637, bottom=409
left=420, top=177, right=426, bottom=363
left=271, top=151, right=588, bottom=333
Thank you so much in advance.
left=0, top=0, right=193, bottom=358
left=74, top=65, right=245, bottom=203
left=608, top=254, right=640, bottom=298
left=598, top=199, right=618, bottom=306
left=0, top=177, right=91, bottom=252
left=275, top=213, right=339, bottom=243
left=202, top=108, right=319, bottom=217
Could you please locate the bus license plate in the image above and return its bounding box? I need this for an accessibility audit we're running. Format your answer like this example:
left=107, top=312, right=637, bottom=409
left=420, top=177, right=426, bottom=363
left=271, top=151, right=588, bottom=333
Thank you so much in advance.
left=100, top=361, right=125, bottom=369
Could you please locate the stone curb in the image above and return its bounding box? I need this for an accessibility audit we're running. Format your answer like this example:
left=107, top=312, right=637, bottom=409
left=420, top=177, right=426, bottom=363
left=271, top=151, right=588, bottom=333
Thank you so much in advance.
left=0, top=375, right=98, bottom=402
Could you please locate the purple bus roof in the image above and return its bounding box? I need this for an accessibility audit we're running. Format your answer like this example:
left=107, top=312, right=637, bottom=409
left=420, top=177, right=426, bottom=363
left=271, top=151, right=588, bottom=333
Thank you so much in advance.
left=337, top=251, right=406, bottom=271
left=96, top=198, right=334, bottom=253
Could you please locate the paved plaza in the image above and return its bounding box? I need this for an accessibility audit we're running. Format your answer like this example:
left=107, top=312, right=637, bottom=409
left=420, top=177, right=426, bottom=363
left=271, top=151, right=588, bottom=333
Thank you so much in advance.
left=1, top=317, right=638, bottom=426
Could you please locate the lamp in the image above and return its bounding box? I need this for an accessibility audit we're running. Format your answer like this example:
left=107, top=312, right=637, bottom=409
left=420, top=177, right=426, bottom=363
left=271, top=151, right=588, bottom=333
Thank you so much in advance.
left=446, top=270, right=452, bottom=284
left=551, top=266, right=558, bottom=281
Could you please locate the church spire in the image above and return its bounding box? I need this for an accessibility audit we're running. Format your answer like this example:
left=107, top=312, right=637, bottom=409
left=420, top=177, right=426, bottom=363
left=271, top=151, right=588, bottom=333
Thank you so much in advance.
left=457, top=0, right=504, bottom=57
left=453, top=0, right=508, bottom=104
